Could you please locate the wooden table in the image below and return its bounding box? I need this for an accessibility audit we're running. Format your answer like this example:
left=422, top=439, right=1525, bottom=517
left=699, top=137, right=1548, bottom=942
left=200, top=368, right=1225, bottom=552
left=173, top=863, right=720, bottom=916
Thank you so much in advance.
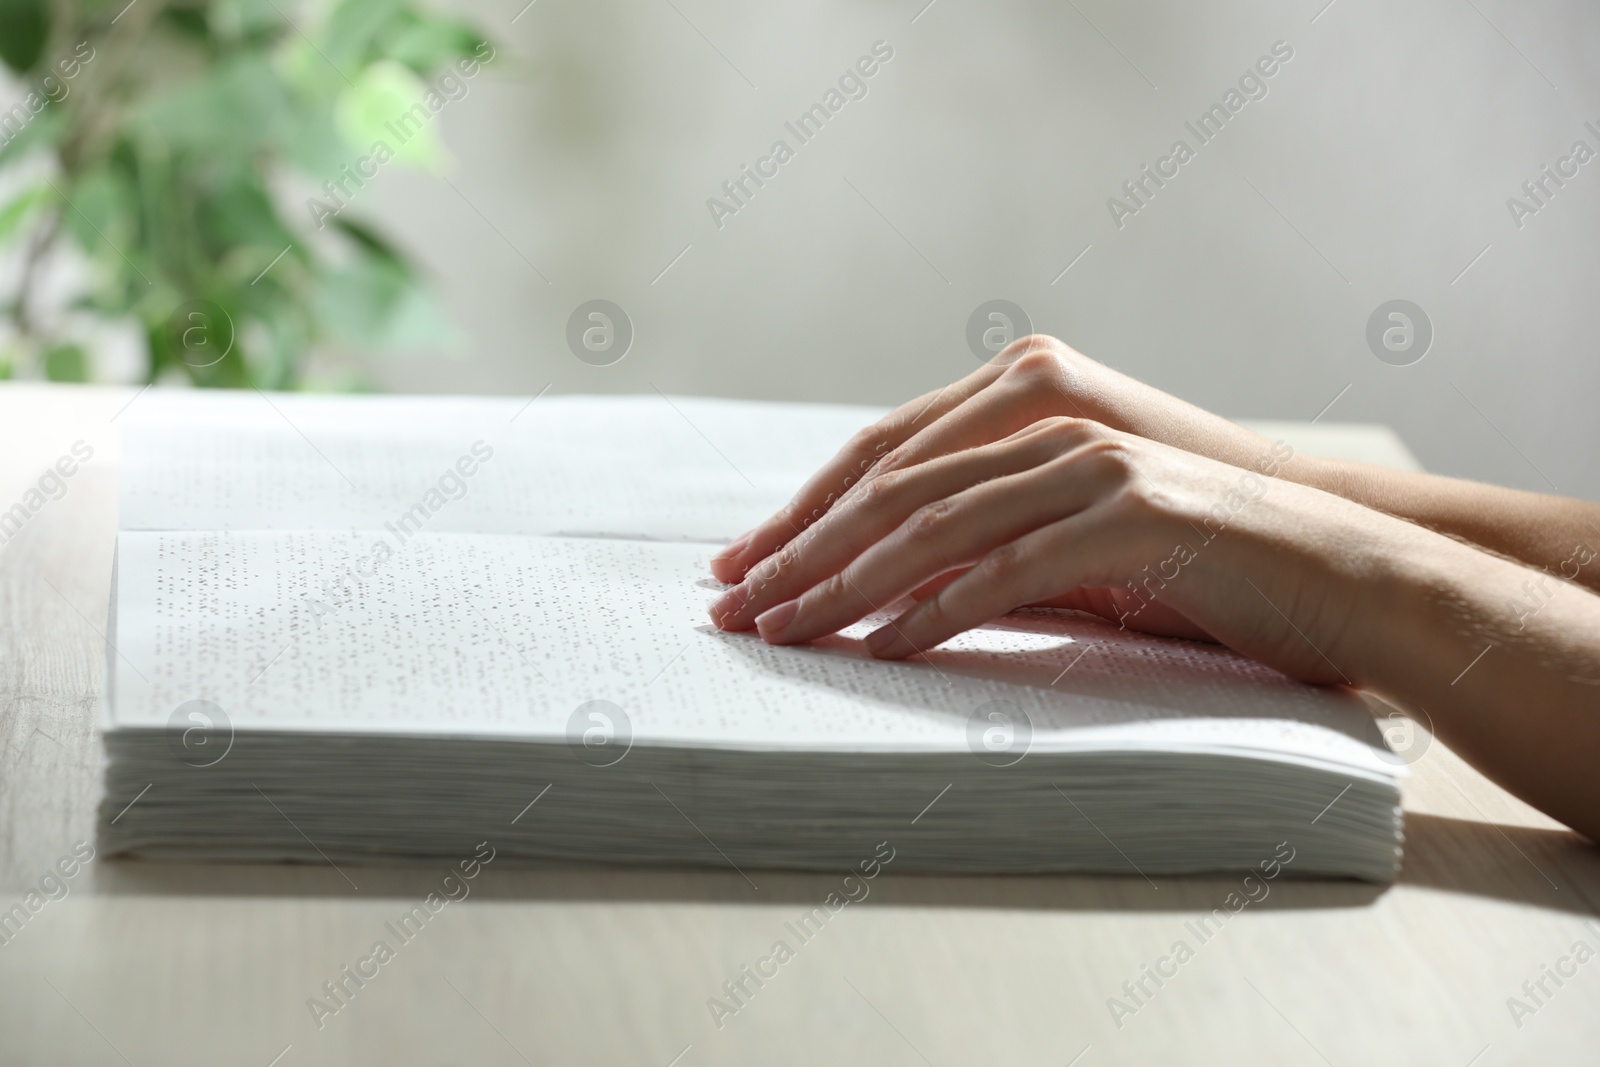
left=2, top=384, right=1596, bottom=1066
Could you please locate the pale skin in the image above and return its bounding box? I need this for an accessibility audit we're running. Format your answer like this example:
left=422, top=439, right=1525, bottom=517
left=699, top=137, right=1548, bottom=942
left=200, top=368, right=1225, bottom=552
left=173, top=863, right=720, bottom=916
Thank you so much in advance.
left=707, top=336, right=1600, bottom=842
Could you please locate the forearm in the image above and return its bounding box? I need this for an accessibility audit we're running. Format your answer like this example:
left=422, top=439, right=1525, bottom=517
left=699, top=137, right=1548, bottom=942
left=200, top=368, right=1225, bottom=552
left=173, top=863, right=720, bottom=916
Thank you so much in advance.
left=1290, top=455, right=1600, bottom=595
left=1333, top=515, right=1600, bottom=840
left=1064, top=348, right=1600, bottom=593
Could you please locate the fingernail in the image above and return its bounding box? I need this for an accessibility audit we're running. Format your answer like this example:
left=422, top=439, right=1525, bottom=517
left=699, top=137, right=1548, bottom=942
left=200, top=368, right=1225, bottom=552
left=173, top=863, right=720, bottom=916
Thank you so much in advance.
left=865, top=625, right=904, bottom=657
left=755, top=599, right=800, bottom=640
left=713, top=532, right=752, bottom=561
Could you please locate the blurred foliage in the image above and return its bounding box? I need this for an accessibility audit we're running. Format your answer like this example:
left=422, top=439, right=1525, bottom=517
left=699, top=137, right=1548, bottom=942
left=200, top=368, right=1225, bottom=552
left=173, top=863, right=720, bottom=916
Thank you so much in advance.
left=0, top=0, right=494, bottom=386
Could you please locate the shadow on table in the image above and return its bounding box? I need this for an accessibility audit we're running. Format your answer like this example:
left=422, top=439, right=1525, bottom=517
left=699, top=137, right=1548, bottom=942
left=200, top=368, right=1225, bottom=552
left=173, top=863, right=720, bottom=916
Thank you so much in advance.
left=91, top=813, right=1598, bottom=916
left=1396, top=812, right=1598, bottom=914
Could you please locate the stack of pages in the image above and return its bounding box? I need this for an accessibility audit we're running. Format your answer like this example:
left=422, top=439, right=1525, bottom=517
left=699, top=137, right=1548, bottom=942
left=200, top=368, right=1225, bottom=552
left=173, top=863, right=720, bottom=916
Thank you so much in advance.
left=99, top=392, right=1405, bottom=880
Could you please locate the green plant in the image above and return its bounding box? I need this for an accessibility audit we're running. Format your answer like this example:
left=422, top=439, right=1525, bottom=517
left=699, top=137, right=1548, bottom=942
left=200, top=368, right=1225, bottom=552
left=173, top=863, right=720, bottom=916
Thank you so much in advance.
left=0, top=0, right=492, bottom=387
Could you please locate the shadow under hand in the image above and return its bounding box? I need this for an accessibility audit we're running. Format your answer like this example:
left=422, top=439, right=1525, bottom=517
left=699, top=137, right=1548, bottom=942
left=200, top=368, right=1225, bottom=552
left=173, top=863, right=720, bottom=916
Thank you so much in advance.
left=1398, top=812, right=1600, bottom=916
left=706, top=609, right=1378, bottom=744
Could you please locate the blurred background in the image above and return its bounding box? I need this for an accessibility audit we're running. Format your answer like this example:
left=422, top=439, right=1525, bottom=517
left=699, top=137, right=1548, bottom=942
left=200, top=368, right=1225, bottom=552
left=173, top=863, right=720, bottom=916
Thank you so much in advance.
left=2, top=0, right=1598, bottom=498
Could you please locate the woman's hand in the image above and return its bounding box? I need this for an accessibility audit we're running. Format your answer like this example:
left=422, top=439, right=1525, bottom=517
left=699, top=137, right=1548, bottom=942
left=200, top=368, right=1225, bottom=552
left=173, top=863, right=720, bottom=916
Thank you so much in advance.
left=711, top=334, right=1600, bottom=596
left=708, top=336, right=1289, bottom=587
left=709, top=416, right=1383, bottom=686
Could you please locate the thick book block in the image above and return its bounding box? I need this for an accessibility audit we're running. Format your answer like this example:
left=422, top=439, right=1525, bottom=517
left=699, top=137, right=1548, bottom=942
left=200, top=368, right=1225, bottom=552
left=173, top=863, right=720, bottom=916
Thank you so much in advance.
left=99, top=392, right=1404, bottom=880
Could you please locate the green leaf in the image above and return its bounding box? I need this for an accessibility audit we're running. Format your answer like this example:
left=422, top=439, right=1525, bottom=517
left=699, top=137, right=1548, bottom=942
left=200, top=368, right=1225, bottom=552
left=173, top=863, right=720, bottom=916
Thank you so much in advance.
left=256, top=303, right=312, bottom=388
left=43, top=343, right=88, bottom=382
left=148, top=294, right=250, bottom=387
left=0, top=184, right=48, bottom=247
left=209, top=0, right=286, bottom=42
left=198, top=166, right=297, bottom=255
left=375, top=275, right=452, bottom=350
left=159, top=4, right=212, bottom=41
left=0, top=105, right=64, bottom=167
left=332, top=214, right=407, bottom=266
left=315, top=253, right=447, bottom=349
left=314, top=255, right=408, bottom=341
left=0, top=0, right=49, bottom=74
left=60, top=168, right=139, bottom=259
left=281, top=101, right=350, bottom=175
left=382, top=17, right=487, bottom=73
left=133, top=54, right=291, bottom=157
left=335, top=59, right=444, bottom=169
left=321, top=0, right=408, bottom=69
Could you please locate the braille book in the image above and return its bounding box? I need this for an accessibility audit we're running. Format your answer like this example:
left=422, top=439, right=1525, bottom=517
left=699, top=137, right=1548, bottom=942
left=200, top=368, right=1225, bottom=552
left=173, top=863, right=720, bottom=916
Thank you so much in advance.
left=99, top=391, right=1405, bottom=880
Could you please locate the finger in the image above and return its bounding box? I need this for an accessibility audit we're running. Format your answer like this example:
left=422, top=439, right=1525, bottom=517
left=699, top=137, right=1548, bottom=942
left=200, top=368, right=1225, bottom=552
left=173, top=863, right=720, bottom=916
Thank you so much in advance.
left=908, top=568, right=969, bottom=600
left=756, top=442, right=1118, bottom=645
left=872, top=343, right=1097, bottom=471
left=862, top=512, right=1139, bottom=659
left=710, top=365, right=1012, bottom=583
left=781, top=360, right=1073, bottom=539
left=710, top=425, right=1076, bottom=630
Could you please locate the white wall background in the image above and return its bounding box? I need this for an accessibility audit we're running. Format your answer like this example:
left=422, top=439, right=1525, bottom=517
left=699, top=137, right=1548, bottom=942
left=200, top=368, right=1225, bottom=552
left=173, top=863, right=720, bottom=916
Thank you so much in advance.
left=353, top=0, right=1600, bottom=500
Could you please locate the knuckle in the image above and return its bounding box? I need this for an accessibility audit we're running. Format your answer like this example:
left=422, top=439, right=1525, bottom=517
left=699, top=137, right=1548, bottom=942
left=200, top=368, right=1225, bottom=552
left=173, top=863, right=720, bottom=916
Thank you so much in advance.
left=1002, top=344, right=1064, bottom=382
left=978, top=539, right=1026, bottom=583
left=1001, top=336, right=1103, bottom=400
left=845, top=424, right=886, bottom=459
left=815, top=568, right=854, bottom=607
left=776, top=497, right=812, bottom=534
left=918, top=592, right=952, bottom=630
left=1039, top=432, right=1134, bottom=491
left=748, top=543, right=793, bottom=588
left=904, top=498, right=954, bottom=539
left=855, top=469, right=898, bottom=508
left=1032, top=415, right=1097, bottom=446
left=1099, top=465, right=1179, bottom=525
left=772, top=540, right=805, bottom=577
left=1034, top=414, right=1076, bottom=434
left=1105, top=482, right=1161, bottom=520
left=878, top=444, right=913, bottom=471
left=1078, top=435, right=1139, bottom=477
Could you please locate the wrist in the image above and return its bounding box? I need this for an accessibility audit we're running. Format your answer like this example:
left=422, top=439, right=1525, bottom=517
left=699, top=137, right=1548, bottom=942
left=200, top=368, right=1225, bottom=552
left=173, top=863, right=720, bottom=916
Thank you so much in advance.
left=1325, top=512, right=1502, bottom=694
left=1221, top=483, right=1452, bottom=689
left=1277, top=448, right=1363, bottom=499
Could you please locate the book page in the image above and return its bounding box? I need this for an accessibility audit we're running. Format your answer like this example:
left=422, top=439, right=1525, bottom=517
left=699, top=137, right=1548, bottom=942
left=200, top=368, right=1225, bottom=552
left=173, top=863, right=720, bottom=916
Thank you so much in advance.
left=109, top=529, right=1397, bottom=776
left=118, top=391, right=883, bottom=542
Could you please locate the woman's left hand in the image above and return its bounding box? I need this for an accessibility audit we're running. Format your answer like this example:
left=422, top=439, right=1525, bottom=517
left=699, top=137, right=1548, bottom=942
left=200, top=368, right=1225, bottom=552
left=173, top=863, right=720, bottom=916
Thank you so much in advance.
left=707, top=416, right=1381, bottom=686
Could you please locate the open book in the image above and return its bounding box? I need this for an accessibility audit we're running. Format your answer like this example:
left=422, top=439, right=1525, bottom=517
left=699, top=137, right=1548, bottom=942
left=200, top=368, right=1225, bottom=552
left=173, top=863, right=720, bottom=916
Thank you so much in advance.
left=100, top=391, right=1404, bottom=880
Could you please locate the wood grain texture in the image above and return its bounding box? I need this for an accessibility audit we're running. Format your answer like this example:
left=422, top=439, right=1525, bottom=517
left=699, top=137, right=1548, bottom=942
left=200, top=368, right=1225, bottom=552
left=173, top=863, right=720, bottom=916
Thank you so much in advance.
left=0, top=385, right=1596, bottom=1067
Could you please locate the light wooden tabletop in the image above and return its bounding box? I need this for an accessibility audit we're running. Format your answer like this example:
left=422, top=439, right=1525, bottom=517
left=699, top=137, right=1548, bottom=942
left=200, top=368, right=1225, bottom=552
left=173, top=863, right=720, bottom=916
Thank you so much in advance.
left=1, top=384, right=1596, bottom=1067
